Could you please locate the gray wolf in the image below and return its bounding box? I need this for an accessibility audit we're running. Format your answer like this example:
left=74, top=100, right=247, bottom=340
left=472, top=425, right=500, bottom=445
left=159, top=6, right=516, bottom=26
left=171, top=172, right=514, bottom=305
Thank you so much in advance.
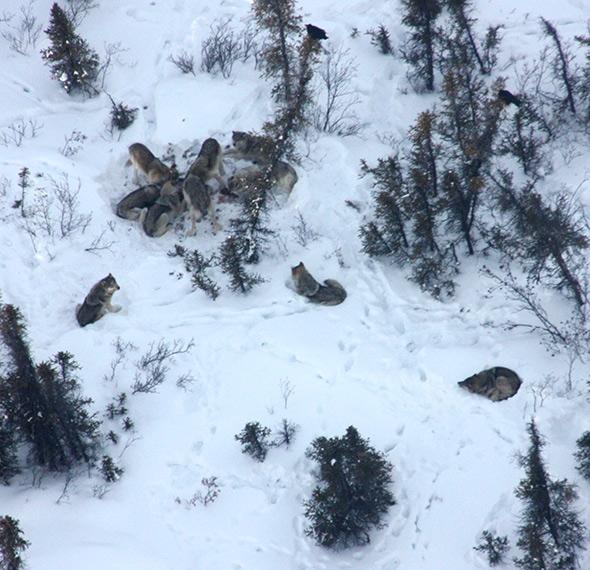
left=225, top=131, right=275, bottom=164
left=128, top=143, right=171, bottom=184
left=142, top=182, right=184, bottom=237
left=188, top=138, right=226, bottom=189
left=182, top=174, right=220, bottom=235
left=115, top=184, right=161, bottom=220
left=291, top=262, right=347, bottom=306
left=228, top=160, right=298, bottom=197
left=458, top=367, right=522, bottom=402
left=76, top=274, right=121, bottom=327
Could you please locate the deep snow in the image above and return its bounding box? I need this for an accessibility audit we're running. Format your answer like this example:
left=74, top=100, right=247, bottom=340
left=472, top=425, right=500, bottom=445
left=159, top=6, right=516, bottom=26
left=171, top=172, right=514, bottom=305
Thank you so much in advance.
left=0, top=0, right=589, bottom=568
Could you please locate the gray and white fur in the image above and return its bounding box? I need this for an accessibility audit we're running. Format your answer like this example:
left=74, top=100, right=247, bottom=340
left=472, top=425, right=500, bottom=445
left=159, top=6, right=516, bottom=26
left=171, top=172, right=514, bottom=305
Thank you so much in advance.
left=76, top=274, right=121, bottom=327
left=128, top=142, right=171, bottom=184
left=188, top=138, right=226, bottom=189
left=182, top=174, right=220, bottom=235
left=291, top=262, right=347, bottom=306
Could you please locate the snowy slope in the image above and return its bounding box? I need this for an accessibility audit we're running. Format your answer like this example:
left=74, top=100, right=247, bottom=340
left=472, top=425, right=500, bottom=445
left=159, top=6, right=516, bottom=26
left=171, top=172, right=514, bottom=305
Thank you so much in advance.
left=0, top=0, right=589, bottom=568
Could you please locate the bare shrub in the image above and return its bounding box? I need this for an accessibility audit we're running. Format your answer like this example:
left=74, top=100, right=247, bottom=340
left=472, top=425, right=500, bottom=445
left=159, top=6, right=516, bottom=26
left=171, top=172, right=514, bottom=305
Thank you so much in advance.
left=0, top=1, right=42, bottom=55
left=104, top=338, right=137, bottom=383
left=23, top=173, right=92, bottom=242
left=0, top=119, right=43, bottom=147
left=96, top=42, right=126, bottom=91
left=176, top=476, right=221, bottom=508
left=291, top=211, right=319, bottom=246
left=168, top=50, right=196, bottom=75
left=63, top=0, right=99, bottom=26
left=59, top=130, right=87, bottom=157
left=312, top=44, right=362, bottom=136
left=200, top=17, right=242, bottom=78
left=132, top=339, right=194, bottom=394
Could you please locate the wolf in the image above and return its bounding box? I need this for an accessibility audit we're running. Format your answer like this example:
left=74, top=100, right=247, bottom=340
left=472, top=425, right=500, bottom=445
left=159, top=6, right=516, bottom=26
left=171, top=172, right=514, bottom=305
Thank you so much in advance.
left=228, top=161, right=298, bottom=196
left=142, top=181, right=184, bottom=238
left=291, top=262, right=347, bottom=306
left=115, top=184, right=161, bottom=220
left=76, top=274, right=121, bottom=327
left=188, top=138, right=226, bottom=189
left=128, top=143, right=171, bottom=184
left=182, top=174, right=220, bottom=235
left=458, top=367, right=522, bottom=402
left=225, top=131, right=275, bottom=164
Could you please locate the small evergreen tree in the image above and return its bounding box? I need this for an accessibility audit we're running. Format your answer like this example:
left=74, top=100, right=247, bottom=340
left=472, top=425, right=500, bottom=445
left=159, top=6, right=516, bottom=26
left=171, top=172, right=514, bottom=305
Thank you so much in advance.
left=541, top=18, right=578, bottom=117
left=574, top=431, right=590, bottom=480
left=0, top=304, right=101, bottom=471
left=444, top=0, right=501, bottom=75
left=304, top=426, right=395, bottom=548
left=0, top=516, right=29, bottom=570
left=400, top=0, right=442, bottom=91
left=99, top=455, right=124, bottom=483
left=487, top=171, right=588, bottom=308
left=252, top=0, right=302, bottom=104
left=514, top=420, right=586, bottom=570
left=234, top=422, right=272, bottom=462
left=40, top=3, right=99, bottom=95
left=367, top=25, right=394, bottom=56
left=273, top=419, right=298, bottom=448
left=498, top=99, right=552, bottom=178
left=263, top=35, right=321, bottom=162
left=0, top=419, right=19, bottom=485
left=359, top=155, right=409, bottom=259
left=219, top=236, right=265, bottom=293
left=168, top=244, right=220, bottom=300
left=436, top=53, right=503, bottom=255
left=229, top=169, right=275, bottom=264
left=474, top=530, right=509, bottom=566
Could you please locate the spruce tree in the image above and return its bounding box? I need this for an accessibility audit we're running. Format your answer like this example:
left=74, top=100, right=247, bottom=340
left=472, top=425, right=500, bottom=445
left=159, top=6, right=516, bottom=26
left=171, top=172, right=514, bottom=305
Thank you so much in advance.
left=234, top=422, right=272, bottom=462
left=359, top=155, right=409, bottom=259
left=498, top=99, right=552, bottom=178
left=487, top=171, right=588, bottom=308
left=444, top=0, right=501, bottom=75
left=40, top=3, right=99, bottom=95
left=0, top=516, right=29, bottom=570
left=219, top=236, right=265, bottom=293
left=514, top=420, right=586, bottom=570
left=541, top=18, right=577, bottom=117
left=574, top=431, right=590, bottom=480
left=252, top=0, right=301, bottom=104
left=400, top=0, right=442, bottom=92
left=0, top=304, right=101, bottom=471
left=0, top=419, right=19, bottom=486
left=229, top=169, right=275, bottom=264
left=304, top=426, right=395, bottom=548
left=436, top=52, right=503, bottom=255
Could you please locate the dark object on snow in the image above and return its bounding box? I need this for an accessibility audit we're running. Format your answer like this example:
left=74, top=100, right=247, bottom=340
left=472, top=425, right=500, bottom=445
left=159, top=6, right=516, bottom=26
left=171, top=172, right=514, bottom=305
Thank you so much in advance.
left=458, top=366, right=522, bottom=401
left=306, top=23, right=328, bottom=41
left=498, top=89, right=522, bottom=107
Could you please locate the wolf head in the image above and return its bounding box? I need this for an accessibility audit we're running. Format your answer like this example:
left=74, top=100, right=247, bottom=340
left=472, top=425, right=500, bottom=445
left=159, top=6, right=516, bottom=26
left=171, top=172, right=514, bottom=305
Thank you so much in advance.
left=291, top=262, right=306, bottom=279
left=231, top=131, right=248, bottom=150
left=101, top=273, right=120, bottom=294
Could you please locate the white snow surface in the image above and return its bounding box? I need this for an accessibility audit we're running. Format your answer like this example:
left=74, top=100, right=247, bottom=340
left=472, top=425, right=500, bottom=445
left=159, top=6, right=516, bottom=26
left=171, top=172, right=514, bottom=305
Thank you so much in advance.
left=0, top=0, right=589, bottom=568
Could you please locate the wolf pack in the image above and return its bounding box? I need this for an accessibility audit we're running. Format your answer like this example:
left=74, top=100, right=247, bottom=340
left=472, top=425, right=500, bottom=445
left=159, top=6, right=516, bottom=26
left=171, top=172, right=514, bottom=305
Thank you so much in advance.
left=116, top=131, right=297, bottom=238
left=75, top=132, right=522, bottom=402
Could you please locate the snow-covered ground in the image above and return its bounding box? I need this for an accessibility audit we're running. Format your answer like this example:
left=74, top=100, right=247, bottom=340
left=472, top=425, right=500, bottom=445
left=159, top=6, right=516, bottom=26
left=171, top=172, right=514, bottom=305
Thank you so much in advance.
left=0, top=0, right=589, bottom=568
